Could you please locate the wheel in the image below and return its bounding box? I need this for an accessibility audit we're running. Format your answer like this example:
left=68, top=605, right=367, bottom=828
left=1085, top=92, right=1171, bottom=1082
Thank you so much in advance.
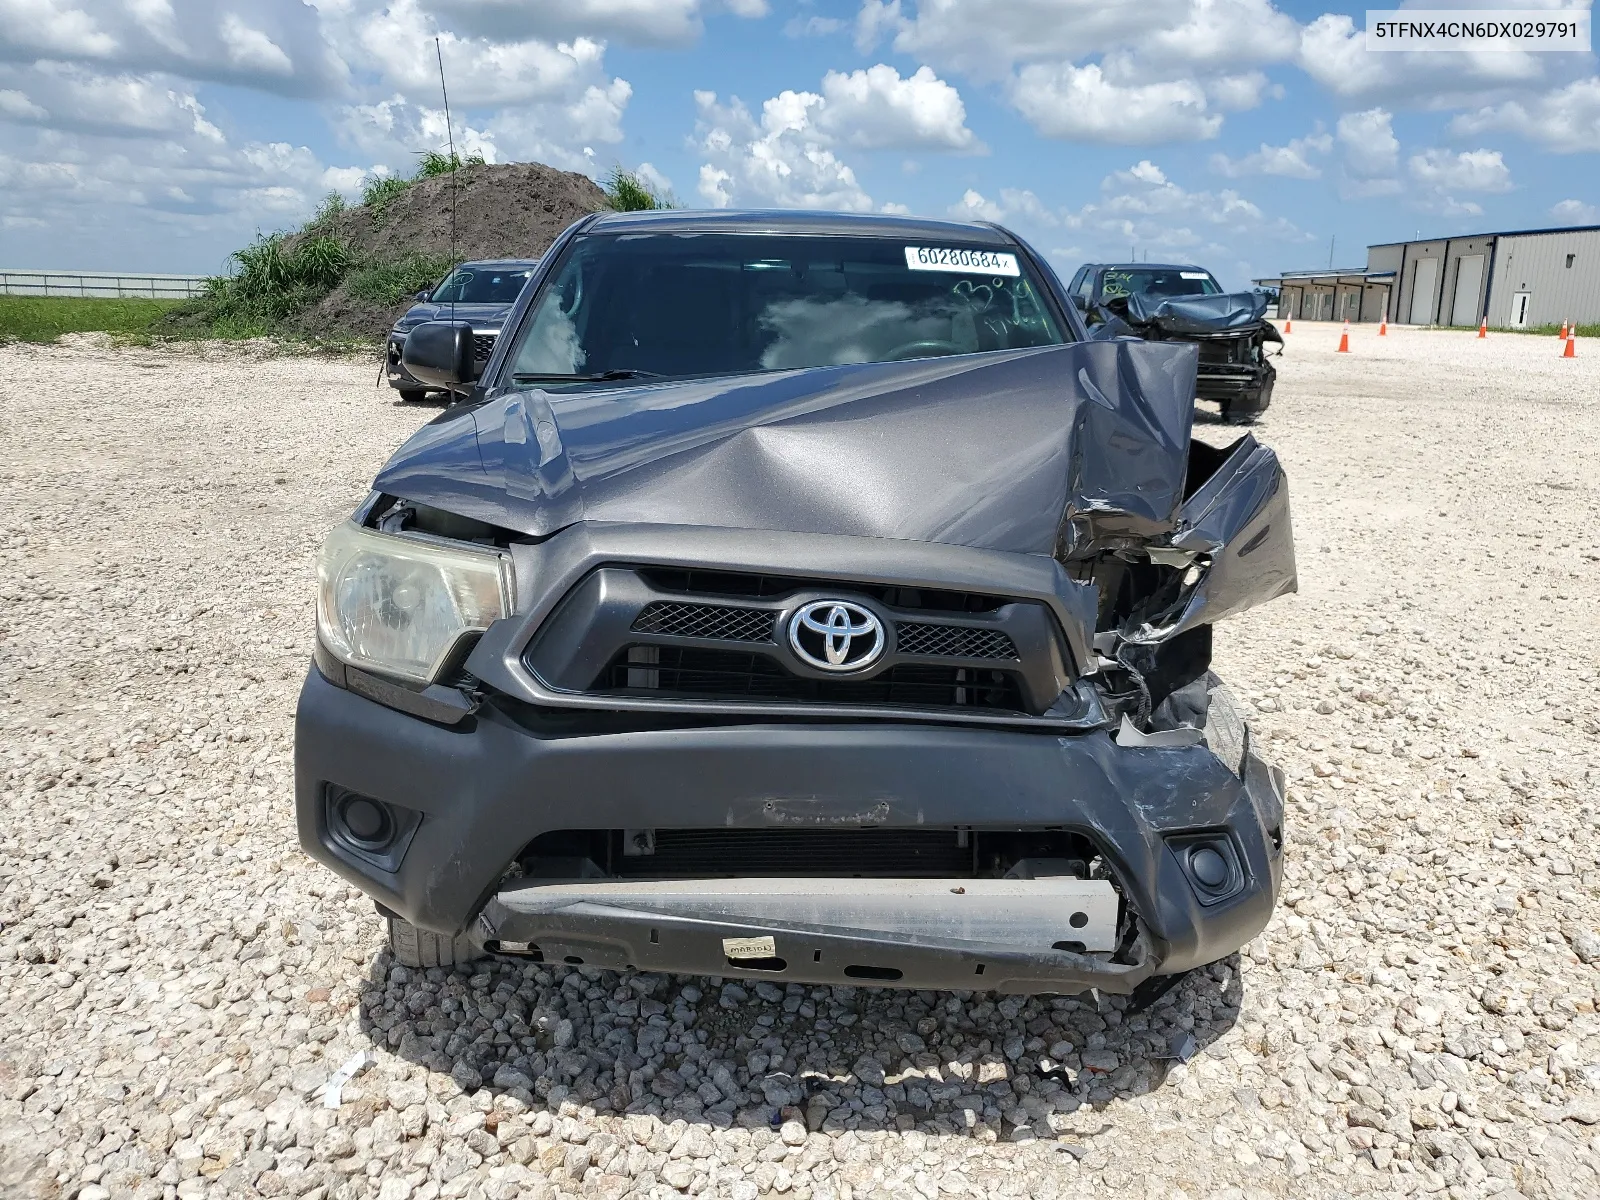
left=397, top=388, right=428, bottom=403
left=387, top=916, right=481, bottom=969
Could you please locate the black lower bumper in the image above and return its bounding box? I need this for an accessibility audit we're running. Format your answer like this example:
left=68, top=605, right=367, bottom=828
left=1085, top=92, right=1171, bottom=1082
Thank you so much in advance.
left=1195, top=364, right=1271, bottom=400
left=294, top=667, right=1285, bottom=992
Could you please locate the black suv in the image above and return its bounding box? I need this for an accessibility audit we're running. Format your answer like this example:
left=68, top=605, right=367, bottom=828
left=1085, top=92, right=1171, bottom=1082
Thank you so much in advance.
left=1068, top=263, right=1281, bottom=422
left=299, top=211, right=1292, bottom=997
left=386, top=259, right=538, bottom=401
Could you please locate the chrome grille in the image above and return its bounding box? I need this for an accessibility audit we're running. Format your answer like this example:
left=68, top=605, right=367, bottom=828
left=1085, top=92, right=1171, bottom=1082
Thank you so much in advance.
left=632, top=602, right=775, bottom=643
left=895, top=623, right=1018, bottom=660
left=472, top=333, right=496, bottom=362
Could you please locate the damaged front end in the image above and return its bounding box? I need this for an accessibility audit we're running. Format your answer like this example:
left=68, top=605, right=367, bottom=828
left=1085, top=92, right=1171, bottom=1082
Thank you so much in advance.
left=1093, top=290, right=1284, bottom=423
left=299, top=335, right=1295, bottom=993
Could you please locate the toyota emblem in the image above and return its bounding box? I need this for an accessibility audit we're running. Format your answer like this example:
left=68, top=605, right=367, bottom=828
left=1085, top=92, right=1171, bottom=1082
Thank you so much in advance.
left=787, top=600, right=886, bottom=673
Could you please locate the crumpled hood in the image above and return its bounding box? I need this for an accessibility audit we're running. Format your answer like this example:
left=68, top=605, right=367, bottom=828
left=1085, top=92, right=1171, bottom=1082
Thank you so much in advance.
left=374, top=340, right=1203, bottom=556
left=1123, top=291, right=1270, bottom=335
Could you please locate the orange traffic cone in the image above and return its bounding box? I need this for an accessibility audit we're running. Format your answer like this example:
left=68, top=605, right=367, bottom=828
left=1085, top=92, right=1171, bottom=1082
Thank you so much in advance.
left=1563, top=332, right=1576, bottom=358
left=1559, top=319, right=1569, bottom=339
left=1378, top=303, right=1388, bottom=336
left=1336, top=319, right=1350, bottom=352
left=1284, top=313, right=1292, bottom=333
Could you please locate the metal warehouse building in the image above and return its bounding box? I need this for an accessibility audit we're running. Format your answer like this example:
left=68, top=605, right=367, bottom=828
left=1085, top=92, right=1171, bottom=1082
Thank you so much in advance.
left=1258, top=224, right=1600, bottom=327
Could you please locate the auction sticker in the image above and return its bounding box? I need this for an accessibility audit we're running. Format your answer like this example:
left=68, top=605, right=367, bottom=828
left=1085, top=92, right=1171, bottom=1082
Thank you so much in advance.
left=1180, top=271, right=1211, bottom=280
left=722, top=935, right=777, bottom=960
left=904, top=246, right=1020, bottom=276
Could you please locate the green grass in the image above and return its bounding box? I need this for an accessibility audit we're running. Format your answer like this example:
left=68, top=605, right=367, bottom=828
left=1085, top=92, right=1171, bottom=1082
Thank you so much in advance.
left=0, top=295, right=182, bottom=343
left=1507, top=322, right=1599, bottom=338
left=602, top=166, right=676, bottom=211
left=345, top=253, right=458, bottom=307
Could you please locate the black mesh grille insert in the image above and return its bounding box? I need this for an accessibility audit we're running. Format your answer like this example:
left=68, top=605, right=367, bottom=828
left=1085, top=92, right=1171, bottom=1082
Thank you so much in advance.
left=596, top=645, right=1025, bottom=711
left=895, top=623, right=1018, bottom=660
left=473, top=333, right=496, bottom=362
left=632, top=602, right=775, bottom=643
left=616, top=828, right=972, bottom=877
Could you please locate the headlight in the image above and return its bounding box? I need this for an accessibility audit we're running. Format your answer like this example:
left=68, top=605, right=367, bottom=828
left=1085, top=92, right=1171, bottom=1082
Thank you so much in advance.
left=316, top=523, right=514, bottom=685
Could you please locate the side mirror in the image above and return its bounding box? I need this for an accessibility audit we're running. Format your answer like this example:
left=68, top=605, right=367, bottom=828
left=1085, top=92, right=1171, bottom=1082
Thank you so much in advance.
left=414, top=289, right=432, bottom=302
left=1071, top=294, right=1089, bottom=312
left=401, top=321, right=479, bottom=391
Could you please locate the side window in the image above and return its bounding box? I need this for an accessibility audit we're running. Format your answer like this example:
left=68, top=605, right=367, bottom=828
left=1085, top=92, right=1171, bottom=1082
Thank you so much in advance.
left=1075, top=270, right=1096, bottom=299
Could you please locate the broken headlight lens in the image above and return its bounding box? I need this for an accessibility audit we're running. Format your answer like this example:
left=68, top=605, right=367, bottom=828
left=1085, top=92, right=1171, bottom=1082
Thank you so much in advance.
left=316, top=523, right=513, bottom=686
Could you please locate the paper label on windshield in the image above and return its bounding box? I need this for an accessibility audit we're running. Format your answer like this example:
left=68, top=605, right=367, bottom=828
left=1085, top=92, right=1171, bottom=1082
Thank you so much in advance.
left=904, top=246, right=1020, bottom=277
left=1180, top=271, right=1210, bottom=279
left=722, top=935, right=776, bottom=960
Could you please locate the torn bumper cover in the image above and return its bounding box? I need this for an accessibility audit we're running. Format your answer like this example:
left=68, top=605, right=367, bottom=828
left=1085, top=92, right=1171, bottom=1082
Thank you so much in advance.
left=295, top=664, right=1286, bottom=993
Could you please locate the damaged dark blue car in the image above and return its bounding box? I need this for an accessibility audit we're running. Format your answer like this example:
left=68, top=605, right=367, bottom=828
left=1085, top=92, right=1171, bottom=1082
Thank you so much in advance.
left=297, top=210, right=1295, bottom=997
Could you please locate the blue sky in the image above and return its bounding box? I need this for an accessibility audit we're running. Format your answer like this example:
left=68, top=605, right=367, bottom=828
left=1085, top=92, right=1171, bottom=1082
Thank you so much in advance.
left=1, top=0, right=1595, bottom=287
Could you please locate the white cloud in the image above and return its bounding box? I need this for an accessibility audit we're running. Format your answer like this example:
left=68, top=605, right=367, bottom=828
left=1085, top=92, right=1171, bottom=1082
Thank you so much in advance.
left=948, top=188, right=1003, bottom=222
left=858, top=0, right=1300, bottom=144
left=634, top=161, right=674, bottom=197
left=219, top=14, right=293, bottom=76
left=687, top=64, right=975, bottom=211
left=993, top=158, right=1314, bottom=284
left=1551, top=198, right=1598, bottom=225
left=859, top=0, right=1297, bottom=78
left=948, top=186, right=1056, bottom=226
left=1336, top=107, right=1398, bottom=179
left=1009, top=62, right=1220, bottom=142
left=1450, top=77, right=1600, bottom=154
left=0, top=62, right=225, bottom=141
left=816, top=64, right=979, bottom=151
left=0, top=0, right=349, bottom=96
left=693, top=89, right=874, bottom=210
left=334, top=95, right=500, bottom=166
left=0, top=0, right=117, bottom=59
left=1407, top=148, right=1512, bottom=194
left=0, top=88, right=46, bottom=120
left=786, top=14, right=846, bottom=38
left=417, top=0, right=763, bottom=47
left=1210, top=130, right=1331, bottom=179
left=1206, top=72, right=1274, bottom=112
left=348, top=1, right=620, bottom=109
left=1298, top=12, right=1547, bottom=105
left=486, top=79, right=632, bottom=169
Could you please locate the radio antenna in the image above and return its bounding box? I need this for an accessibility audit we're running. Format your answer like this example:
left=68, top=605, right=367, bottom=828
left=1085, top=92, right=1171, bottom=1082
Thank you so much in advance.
left=435, top=36, right=458, bottom=327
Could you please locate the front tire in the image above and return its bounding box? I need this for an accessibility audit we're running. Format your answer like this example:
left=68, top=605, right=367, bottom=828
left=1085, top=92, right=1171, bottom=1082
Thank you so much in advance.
left=387, top=916, right=481, bottom=969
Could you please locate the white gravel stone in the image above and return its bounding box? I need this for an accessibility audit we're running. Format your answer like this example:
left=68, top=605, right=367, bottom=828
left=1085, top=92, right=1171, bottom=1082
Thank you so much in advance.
left=2, top=329, right=1599, bottom=1200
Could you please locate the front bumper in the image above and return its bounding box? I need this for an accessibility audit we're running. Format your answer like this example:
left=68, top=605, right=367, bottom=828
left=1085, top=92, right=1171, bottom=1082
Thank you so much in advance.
left=386, top=334, right=424, bottom=390
left=1194, top=362, right=1272, bottom=399
left=295, top=666, right=1285, bottom=993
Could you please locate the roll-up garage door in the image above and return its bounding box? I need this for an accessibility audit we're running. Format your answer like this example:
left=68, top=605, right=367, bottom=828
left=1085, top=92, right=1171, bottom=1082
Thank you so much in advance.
left=1410, top=258, right=1438, bottom=324
left=1451, top=255, right=1485, bottom=327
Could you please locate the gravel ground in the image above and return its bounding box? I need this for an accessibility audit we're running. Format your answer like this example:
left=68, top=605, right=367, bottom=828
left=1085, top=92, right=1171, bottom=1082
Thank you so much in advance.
left=2, top=326, right=1598, bottom=1200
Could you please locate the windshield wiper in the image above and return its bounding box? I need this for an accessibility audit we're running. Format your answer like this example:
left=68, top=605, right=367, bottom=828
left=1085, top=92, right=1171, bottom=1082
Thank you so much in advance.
left=512, top=369, right=663, bottom=384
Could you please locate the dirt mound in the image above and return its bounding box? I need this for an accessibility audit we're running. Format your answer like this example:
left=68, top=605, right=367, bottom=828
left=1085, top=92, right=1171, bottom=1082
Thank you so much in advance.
left=293, top=161, right=609, bottom=340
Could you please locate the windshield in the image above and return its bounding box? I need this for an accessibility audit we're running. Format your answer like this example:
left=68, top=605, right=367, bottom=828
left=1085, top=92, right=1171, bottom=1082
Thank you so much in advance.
left=1099, top=269, right=1221, bottom=300
left=432, top=266, right=533, bottom=305
left=506, top=233, right=1065, bottom=383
